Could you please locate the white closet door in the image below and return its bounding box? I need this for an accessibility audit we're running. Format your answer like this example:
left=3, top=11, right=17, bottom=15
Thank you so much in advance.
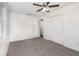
left=0, top=5, right=3, bottom=39
left=63, top=3, right=79, bottom=51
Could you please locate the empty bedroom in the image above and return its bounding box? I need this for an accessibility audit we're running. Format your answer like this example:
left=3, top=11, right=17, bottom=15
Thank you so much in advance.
left=0, top=1, right=79, bottom=56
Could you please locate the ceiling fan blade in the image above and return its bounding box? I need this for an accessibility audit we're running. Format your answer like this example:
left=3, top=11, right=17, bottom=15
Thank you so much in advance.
left=43, top=2, right=50, bottom=7
left=46, top=2, right=50, bottom=6
left=49, top=4, right=59, bottom=7
left=33, top=3, right=42, bottom=7
left=37, top=8, right=43, bottom=12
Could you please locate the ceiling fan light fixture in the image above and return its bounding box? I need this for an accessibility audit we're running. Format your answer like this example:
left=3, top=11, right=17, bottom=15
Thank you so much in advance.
left=46, top=8, right=49, bottom=11
left=42, top=7, right=49, bottom=12
left=42, top=7, right=47, bottom=12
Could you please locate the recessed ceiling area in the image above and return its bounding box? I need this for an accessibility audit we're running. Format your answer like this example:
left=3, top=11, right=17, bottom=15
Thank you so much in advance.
left=8, top=2, right=73, bottom=18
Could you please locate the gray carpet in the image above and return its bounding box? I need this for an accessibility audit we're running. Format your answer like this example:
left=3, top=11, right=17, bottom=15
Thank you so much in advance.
left=7, top=37, right=79, bottom=56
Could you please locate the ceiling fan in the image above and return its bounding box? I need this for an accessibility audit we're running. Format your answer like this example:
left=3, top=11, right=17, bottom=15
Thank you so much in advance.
left=33, top=2, right=59, bottom=12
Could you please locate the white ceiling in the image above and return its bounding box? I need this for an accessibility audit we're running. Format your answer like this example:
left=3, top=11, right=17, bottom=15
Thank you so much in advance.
left=8, top=2, right=72, bottom=18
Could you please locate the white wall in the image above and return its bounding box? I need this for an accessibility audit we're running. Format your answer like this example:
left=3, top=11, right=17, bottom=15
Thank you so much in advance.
left=43, top=3, right=79, bottom=51
left=0, top=3, right=10, bottom=56
left=43, top=13, right=64, bottom=44
left=10, top=12, right=40, bottom=42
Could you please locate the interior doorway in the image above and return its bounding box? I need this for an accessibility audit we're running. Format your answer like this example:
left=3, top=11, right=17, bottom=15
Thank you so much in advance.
left=39, top=19, right=44, bottom=38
